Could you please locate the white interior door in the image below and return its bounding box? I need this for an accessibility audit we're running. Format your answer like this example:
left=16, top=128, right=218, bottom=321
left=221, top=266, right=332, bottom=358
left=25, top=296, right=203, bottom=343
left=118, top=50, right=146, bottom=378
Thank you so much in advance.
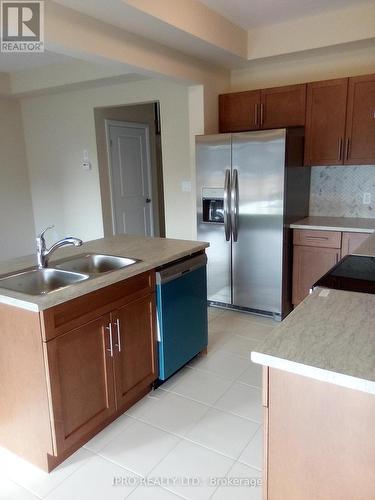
left=106, top=120, right=153, bottom=236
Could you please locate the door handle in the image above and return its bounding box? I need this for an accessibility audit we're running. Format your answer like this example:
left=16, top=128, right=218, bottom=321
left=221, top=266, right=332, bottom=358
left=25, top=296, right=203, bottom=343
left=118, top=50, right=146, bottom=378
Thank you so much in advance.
left=231, top=168, right=239, bottom=242
left=224, top=169, right=231, bottom=242
left=114, top=318, right=122, bottom=352
left=106, top=323, right=114, bottom=357
left=254, top=103, right=258, bottom=127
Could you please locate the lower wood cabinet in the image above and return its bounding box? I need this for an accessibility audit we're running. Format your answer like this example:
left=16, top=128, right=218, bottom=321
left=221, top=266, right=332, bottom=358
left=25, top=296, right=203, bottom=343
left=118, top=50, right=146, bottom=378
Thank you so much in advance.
left=0, top=270, right=157, bottom=471
left=292, top=245, right=340, bottom=305
left=293, top=229, right=372, bottom=305
left=45, top=314, right=116, bottom=455
left=113, top=294, right=157, bottom=411
left=341, top=231, right=371, bottom=258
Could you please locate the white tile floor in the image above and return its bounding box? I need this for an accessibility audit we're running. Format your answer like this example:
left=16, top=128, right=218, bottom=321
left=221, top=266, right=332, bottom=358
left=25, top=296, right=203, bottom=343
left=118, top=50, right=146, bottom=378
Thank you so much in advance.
left=0, top=308, right=276, bottom=500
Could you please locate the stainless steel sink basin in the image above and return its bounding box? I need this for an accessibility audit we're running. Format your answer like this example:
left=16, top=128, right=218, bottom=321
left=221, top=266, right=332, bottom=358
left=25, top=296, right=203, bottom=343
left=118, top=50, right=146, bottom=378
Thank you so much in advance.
left=55, top=253, right=140, bottom=274
left=0, top=268, right=89, bottom=296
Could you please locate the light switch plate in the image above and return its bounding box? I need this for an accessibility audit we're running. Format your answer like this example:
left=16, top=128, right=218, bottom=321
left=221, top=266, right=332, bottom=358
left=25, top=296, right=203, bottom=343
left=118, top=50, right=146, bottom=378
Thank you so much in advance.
left=181, top=181, right=192, bottom=192
left=363, top=193, right=371, bottom=205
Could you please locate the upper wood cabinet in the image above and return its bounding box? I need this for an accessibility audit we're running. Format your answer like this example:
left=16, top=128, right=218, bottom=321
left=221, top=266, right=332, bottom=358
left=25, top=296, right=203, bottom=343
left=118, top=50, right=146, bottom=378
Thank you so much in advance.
left=304, top=78, right=348, bottom=166
left=345, top=74, right=375, bottom=165
left=260, top=84, right=306, bottom=129
left=219, top=90, right=260, bottom=132
left=219, top=84, right=306, bottom=133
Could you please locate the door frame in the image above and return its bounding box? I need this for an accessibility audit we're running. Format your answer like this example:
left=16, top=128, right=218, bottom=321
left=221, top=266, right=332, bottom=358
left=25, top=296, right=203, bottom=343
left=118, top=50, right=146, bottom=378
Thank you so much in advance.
left=105, top=119, right=154, bottom=237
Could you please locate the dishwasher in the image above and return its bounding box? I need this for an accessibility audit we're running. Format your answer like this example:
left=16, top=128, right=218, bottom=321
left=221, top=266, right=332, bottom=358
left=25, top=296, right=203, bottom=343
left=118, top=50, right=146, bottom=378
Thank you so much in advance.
left=156, top=253, right=208, bottom=381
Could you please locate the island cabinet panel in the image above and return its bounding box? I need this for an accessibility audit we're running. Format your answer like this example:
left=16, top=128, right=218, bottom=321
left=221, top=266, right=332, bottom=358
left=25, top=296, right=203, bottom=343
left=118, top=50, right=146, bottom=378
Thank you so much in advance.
left=219, top=90, right=261, bottom=132
left=304, top=78, right=348, bottom=166
left=345, top=74, right=375, bottom=165
left=112, top=293, right=157, bottom=411
left=341, top=231, right=372, bottom=258
left=266, top=368, right=375, bottom=500
left=260, top=84, right=306, bottom=129
left=292, top=245, right=340, bottom=305
left=44, top=314, right=116, bottom=455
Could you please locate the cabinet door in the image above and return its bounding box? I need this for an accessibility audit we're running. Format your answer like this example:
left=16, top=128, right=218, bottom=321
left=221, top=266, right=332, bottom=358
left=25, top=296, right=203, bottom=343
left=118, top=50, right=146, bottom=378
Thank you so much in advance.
left=219, top=90, right=261, bottom=132
left=45, top=314, right=115, bottom=455
left=292, top=246, right=340, bottom=305
left=112, top=294, right=157, bottom=411
left=341, top=232, right=371, bottom=258
left=345, top=74, right=375, bottom=165
left=305, top=78, right=348, bottom=166
left=260, top=84, right=306, bottom=129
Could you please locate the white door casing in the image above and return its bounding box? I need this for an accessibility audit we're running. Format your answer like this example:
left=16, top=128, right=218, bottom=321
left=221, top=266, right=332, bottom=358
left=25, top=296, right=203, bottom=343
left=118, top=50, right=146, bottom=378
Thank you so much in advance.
left=106, top=120, right=154, bottom=237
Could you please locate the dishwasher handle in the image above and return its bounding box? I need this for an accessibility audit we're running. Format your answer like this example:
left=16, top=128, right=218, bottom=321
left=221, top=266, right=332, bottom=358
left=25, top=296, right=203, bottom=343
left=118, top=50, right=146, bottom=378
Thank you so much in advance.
left=156, top=254, right=207, bottom=285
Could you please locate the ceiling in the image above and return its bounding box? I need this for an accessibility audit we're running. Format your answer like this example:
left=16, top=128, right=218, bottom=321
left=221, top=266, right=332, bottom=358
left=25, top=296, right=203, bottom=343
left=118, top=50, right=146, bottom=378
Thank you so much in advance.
left=200, top=0, right=373, bottom=29
left=0, top=50, right=79, bottom=72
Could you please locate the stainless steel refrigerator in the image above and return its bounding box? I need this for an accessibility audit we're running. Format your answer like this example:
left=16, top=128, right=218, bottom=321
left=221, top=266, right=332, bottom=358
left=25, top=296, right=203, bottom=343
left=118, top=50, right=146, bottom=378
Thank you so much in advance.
left=196, top=128, right=310, bottom=320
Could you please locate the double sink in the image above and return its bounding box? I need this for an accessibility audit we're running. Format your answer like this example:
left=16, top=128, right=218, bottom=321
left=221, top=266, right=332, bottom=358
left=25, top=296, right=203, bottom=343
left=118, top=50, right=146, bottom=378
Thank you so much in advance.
left=0, top=254, right=140, bottom=296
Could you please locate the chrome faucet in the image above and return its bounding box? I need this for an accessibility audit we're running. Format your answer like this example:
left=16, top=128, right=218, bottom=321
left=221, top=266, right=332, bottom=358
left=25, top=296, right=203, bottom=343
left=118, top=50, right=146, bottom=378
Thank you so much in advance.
left=36, top=226, right=83, bottom=269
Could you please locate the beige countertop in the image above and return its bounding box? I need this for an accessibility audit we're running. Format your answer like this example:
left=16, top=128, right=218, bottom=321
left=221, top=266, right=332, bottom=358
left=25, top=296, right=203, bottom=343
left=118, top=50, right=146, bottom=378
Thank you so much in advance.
left=0, top=235, right=208, bottom=312
left=290, top=216, right=375, bottom=233
left=252, top=287, right=375, bottom=395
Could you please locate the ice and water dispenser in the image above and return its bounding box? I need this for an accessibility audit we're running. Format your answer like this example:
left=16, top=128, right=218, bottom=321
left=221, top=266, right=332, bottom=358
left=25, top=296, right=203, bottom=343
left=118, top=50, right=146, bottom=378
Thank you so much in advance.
left=202, top=188, right=224, bottom=224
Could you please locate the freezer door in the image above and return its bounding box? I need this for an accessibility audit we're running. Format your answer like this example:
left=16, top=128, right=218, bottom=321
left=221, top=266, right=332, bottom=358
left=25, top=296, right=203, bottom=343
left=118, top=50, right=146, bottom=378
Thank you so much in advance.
left=232, top=129, right=286, bottom=315
left=196, top=134, right=232, bottom=305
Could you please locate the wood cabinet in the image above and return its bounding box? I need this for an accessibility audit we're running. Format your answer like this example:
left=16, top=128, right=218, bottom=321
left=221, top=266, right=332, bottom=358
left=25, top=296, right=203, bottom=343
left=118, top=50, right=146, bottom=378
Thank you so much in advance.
left=113, top=294, right=157, bottom=411
left=264, top=368, right=375, bottom=500
left=260, top=84, right=306, bottom=129
left=292, top=244, right=340, bottom=305
left=0, top=270, right=157, bottom=471
left=219, top=90, right=260, bottom=132
left=219, top=84, right=306, bottom=133
left=293, top=229, right=373, bottom=304
left=345, top=74, right=375, bottom=165
left=45, top=314, right=116, bottom=455
left=341, top=231, right=371, bottom=258
left=304, top=78, right=348, bottom=166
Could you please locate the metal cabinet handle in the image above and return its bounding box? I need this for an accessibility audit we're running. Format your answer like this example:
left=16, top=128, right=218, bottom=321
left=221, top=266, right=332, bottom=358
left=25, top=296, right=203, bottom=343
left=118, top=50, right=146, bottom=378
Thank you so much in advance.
left=231, top=168, right=239, bottom=242
left=260, top=103, right=264, bottom=127
left=106, top=323, right=114, bottom=357
left=345, top=138, right=350, bottom=161
left=115, top=318, right=122, bottom=352
left=224, top=169, right=231, bottom=242
left=254, top=103, right=258, bottom=127
left=337, top=138, right=343, bottom=161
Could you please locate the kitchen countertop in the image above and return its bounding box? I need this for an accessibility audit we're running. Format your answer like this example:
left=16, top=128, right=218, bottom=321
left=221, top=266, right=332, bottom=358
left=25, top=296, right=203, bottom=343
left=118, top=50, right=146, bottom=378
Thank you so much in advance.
left=252, top=231, right=375, bottom=394
left=0, top=234, right=208, bottom=312
left=290, top=216, right=375, bottom=233
left=252, top=287, right=375, bottom=394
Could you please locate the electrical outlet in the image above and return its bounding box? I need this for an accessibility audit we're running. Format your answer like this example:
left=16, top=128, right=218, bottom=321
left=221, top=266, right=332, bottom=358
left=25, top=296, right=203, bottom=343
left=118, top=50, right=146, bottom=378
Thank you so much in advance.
left=363, top=193, right=371, bottom=205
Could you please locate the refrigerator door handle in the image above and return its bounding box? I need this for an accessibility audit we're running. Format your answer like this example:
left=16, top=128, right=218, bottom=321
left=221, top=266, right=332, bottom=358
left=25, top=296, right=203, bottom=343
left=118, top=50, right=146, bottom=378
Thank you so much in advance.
left=224, top=169, right=231, bottom=241
left=231, top=168, right=239, bottom=242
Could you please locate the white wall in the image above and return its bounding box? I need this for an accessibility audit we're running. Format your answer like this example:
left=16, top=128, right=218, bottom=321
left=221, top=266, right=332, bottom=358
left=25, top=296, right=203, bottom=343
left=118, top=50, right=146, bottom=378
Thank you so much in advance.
left=21, top=78, right=200, bottom=242
left=0, top=97, right=35, bottom=261
left=231, top=41, right=375, bottom=91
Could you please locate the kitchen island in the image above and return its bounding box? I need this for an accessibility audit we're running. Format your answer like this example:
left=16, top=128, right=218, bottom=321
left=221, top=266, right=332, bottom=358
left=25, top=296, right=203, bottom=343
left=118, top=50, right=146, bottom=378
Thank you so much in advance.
left=0, top=234, right=208, bottom=472
left=252, top=233, right=375, bottom=500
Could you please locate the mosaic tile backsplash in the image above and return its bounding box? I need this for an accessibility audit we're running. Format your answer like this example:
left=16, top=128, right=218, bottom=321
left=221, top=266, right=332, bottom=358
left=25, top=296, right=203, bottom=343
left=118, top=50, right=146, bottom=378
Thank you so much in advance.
left=309, top=166, right=375, bottom=218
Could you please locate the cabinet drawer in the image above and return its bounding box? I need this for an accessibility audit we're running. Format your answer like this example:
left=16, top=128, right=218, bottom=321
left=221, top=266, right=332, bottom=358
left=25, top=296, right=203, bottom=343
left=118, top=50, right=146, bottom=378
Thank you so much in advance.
left=293, top=229, right=341, bottom=249
left=40, top=271, right=155, bottom=341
